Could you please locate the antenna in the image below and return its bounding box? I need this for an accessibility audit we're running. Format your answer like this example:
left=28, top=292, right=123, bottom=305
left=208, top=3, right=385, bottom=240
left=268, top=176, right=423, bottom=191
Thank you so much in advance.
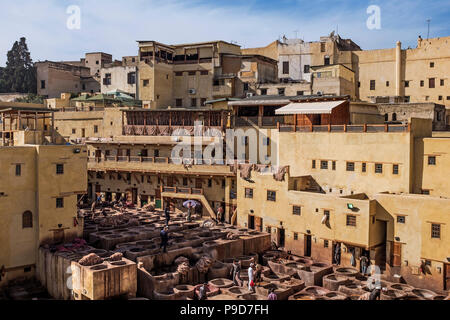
left=294, top=30, right=299, bottom=39
left=426, top=19, right=431, bottom=39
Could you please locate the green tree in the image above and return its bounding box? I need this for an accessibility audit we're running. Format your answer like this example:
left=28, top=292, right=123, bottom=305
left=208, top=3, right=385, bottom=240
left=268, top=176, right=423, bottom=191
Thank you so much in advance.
left=0, top=37, right=36, bottom=93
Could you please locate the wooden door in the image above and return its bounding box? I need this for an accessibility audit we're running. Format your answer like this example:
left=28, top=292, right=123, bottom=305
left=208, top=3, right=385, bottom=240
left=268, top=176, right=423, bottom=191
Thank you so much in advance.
left=392, top=242, right=402, bottom=267
left=444, top=263, right=450, bottom=290
left=255, top=216, right=263, bottom=232
left=131, top=188, right=138, bottom=204
left=195, top=178, right=202, bottom=189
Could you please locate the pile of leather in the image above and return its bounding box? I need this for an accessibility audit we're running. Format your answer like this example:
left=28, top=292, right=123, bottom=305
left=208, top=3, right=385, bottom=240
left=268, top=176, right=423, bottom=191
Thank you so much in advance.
left=195, top=256, right=213, bottom=273
left=78, top=253, right=103, bottom=266
left=226, top=232, right=240, bottom=240
left=109, top=252, right=123, bottom=261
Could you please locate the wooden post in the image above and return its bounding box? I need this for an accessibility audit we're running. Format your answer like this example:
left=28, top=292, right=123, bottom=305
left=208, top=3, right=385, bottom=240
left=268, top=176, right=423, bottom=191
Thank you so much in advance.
left=34, top=112, right=38, bottom=130
left=17, top=111, right=21, bottom=130
left=363, top=124, right=367, bottom=132
left=1, top=112, right=5, bottom=145
left=122, top=111, right=125, bottom=135
left=51, top=112, right=55, bottom=143
left=343, top=124, right=347, bottom=132
left=384, top=124, right=388, bottom=132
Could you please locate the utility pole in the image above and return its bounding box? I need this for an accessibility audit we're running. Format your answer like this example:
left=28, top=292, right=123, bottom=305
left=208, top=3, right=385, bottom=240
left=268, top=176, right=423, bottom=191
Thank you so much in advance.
left=426, top=19, right=431, bottom=39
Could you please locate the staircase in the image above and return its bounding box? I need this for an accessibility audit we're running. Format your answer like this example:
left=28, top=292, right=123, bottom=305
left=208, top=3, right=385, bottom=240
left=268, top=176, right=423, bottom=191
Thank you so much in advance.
left=160, top=186, right=216, bottom=219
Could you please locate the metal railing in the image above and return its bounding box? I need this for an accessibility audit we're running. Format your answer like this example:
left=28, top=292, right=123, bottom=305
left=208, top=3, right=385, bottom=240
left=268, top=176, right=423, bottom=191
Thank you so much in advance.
left=161, top=186, right=203, bottom=195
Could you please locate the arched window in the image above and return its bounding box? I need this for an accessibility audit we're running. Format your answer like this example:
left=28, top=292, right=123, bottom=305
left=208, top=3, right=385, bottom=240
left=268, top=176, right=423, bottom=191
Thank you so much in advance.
left=384, top=113, right=388, bottom=121
left=22, top=211, right=32, bottom=228
left=392, top=113, right=397, bottom=121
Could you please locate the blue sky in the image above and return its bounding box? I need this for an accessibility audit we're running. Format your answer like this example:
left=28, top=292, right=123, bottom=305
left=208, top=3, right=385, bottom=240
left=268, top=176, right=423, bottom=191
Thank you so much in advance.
left=0, top=0, right=448, bottom=66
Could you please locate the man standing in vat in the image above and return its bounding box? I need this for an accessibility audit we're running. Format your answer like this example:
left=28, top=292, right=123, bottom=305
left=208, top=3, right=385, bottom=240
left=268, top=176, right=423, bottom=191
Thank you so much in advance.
left=248, top=263, right=256, bottom=293
left=160, top=226, right=169, bottom=253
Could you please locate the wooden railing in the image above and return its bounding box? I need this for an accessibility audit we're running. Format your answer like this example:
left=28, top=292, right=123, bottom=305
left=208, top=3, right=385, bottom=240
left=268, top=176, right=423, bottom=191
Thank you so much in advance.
left=160, top=186, right=203, bottom=195
left=88, top=156, right=226, bottom=166
left=278, top=123, right=410, bottom=133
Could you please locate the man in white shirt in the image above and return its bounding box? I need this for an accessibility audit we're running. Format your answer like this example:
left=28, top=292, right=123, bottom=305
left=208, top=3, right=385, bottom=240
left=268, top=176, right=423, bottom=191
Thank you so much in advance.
left=248, top=263, right=255, bottom=292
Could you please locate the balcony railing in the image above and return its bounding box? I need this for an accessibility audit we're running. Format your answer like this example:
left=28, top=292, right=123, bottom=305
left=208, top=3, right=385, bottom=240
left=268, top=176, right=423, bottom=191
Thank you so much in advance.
left=88, top=156, right=228, bottom=166
left=161, top=186, right=203, bottom=195
left=278, top=123, right=410, bottom=133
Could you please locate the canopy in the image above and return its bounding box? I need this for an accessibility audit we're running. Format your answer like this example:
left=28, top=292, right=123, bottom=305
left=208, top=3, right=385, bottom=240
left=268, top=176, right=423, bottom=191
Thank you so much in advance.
left=275, top=100, right=346, bottom=115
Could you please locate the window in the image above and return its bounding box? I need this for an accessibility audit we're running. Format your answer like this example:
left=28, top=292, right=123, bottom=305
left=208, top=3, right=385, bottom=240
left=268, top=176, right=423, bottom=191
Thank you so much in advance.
left=421, top=189, right=430, bottom=195
left=188, top=71, right=196, bottom=76
left=404, top=81, right=409, bottom=87
left=245, top=188, right=253, bottom=198
left=303, top=65, right=310, bottom=73
left=375, top=163, right=383, bottom=173
left=320, top=160, right=328, bottom=170
left=324, top=56, right=330, bottom=65
left=386, top=81, right=389, bottom=87
left=293, top=232, right=298, bottom=240
left=438, top=96, right=443, bottom=101
left=312, top=160, right=316, bottom=169
left=392, top=113, right=397, bottom=121
left=82, top=84, right=86, bottom=91
left=297, top=91, right=304, bottom=96
left=362, top=162, right=367, bottom=173
left=40, top=80, right=46, bottom=89
left=332, top=161, right=336, bottom=170
left=429, top=78, right=435, bottom=88
left=94, top=125, right=98, bottom=133
left=200, top=98, right=206, bottom=106
left=430, top=62, right=434, bottom=68
left=278, top=88, right=285, bottom=96
left=143, top=79, right=149, bottom=87
left=393, top=164, right=399, bottom=175
left=96, top=60, right=99, bottom=65
left=72, top=128, right=76, bottom=134
left=243, top=83, right=249, bottom=91
left=420, top=80, right=424, bottom=87
left=282, top=61, right=289, bottom=74
left=103, top=73, right=111, bottom=85
left=320, top=42, right=325, bottom=52
left=267, top=190, right=276, bottom=202
left=346, top=215, right=356, bottom=227
left=260, top=88, right=267, bottom=95
left=22, top=211, right=32, bottom=228
left=266, top=226, right=271, bottom=233
left=127, top=72, right=136, bottom=84
left=440, top=79, right=444, bottom=86
left=262, top=137, right=270, bottom=146
left=56, top=164, right=64, bottom=175
left=175, top=99, right=182, bottom=107
left=324, top=240, right=329, bottom=248
left=208, top=179, right=212, bottom=187
left=346, top=162, right=355, bottom=171
left=15, top=164, right=21, bottom=176
left=370, top=80, right=376, bottom=90
left=191, top=98, right=197, bottom=107
left=200, top=70, right=208, bottom=75
left=431, top=224, right=441, bottom=238
left=428, top=156, right=436, bottom=165
left=175, top=71, right=183, bottom=76
left=397, top=215, right=405, bottom=224
left=154, top=149, right=159, bottom=157
left=293, top=206, right=301, bottom=216
left=56, top=198, right=64, bottom=208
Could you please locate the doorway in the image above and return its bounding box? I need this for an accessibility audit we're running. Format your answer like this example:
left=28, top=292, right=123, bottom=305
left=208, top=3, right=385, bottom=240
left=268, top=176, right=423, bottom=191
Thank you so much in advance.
left=304, top=234, right=312, bottom=256
left=278, top=228, right=285, bottom=248
left=444, top=263, right=450, bottom=290
left=248, top=215, right=255, bottom=229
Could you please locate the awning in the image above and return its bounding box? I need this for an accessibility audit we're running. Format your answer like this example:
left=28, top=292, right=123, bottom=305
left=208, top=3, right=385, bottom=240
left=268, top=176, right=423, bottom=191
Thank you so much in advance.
left=275, top=100, right=346, bottom=115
